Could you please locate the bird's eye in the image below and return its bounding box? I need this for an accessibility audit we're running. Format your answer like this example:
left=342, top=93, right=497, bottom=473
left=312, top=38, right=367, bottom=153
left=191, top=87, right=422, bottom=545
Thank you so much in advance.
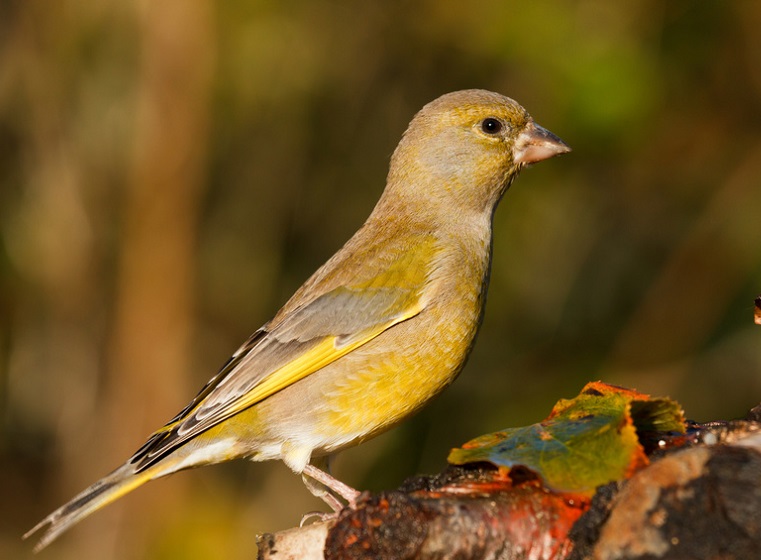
left=480, top=117, right=503, bottom=135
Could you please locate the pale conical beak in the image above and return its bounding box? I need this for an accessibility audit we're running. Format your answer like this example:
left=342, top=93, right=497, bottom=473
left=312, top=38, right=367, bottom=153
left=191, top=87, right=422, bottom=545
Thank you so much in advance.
left=513, top=121, right=571, bottom=165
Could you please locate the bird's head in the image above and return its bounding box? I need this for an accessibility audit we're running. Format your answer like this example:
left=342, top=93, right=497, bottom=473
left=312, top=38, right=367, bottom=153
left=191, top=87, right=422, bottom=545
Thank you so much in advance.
left=383, top=89, right=570, bottom=218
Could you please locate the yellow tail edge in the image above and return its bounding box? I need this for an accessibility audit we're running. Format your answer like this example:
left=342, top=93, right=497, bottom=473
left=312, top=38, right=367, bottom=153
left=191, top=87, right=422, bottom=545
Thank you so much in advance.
left=24, top=459, right=176, bottom=553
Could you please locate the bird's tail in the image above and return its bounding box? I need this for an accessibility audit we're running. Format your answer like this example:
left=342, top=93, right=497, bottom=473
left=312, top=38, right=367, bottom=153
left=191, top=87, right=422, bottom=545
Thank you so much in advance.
left=24, top=458, right=178, bottom=552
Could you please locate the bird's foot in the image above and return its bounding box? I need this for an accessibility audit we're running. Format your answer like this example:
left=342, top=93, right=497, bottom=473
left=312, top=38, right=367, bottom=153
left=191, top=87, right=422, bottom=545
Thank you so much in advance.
left=301, top=463, right=361, bottom=511
left=299, top=510, right=338, bottom=527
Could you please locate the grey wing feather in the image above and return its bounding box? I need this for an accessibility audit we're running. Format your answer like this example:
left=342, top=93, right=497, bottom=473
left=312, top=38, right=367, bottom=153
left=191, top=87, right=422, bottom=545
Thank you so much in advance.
left=130, top=285, right=417, bottom=470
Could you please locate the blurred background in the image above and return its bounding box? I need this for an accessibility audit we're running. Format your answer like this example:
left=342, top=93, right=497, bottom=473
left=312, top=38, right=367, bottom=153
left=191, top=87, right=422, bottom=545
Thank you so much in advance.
left=2, top=1, right=761, bottom=558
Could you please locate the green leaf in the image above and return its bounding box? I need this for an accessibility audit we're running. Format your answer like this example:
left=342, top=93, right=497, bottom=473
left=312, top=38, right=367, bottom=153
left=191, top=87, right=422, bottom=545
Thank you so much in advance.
left=448, top=382, right=685, bottom=494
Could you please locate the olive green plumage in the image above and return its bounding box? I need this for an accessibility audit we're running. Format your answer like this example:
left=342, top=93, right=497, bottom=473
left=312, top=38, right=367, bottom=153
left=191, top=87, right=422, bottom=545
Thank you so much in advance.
left=26, top=89, right=570, bottom=551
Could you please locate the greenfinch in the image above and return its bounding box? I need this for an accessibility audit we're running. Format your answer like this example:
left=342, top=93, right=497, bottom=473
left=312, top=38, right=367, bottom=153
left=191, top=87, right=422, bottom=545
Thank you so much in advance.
left=26, top=89, right=569, bottom=550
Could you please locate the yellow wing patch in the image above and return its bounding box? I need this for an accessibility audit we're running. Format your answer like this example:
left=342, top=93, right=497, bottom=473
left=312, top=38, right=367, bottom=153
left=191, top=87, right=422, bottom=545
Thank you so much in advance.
left=214, top=299, right=424, bottom=421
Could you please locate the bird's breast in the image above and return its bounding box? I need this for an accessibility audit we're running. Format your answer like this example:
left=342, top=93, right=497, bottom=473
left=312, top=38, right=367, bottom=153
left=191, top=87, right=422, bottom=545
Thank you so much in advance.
left=311, top=231, right=493, bottom=449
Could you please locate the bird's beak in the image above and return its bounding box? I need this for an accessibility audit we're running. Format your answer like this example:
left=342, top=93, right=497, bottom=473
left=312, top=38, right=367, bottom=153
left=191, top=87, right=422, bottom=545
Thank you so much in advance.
left=513, top=121, right=571, bottom=165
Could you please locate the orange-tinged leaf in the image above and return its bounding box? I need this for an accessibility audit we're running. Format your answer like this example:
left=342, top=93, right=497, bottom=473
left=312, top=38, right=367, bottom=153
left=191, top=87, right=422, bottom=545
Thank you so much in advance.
left=448, top=382, right=685, bottom=495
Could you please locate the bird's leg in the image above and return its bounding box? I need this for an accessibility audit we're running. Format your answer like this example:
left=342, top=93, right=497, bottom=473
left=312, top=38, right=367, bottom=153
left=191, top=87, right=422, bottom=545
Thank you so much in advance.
left=302, top=463, right=361, bottom=508
left=299, top=457, right=360, bottom=525
left=301, top=474, right=345, bottom=515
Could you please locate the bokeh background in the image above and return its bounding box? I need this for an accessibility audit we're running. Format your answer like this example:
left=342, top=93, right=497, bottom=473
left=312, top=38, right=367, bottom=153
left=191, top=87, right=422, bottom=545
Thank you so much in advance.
left=2, top=1, right=761, bottom=558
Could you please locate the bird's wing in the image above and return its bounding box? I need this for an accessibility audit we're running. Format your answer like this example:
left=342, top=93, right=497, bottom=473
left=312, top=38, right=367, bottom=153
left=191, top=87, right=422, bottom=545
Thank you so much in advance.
left=130, top=248, right=433, bottom=470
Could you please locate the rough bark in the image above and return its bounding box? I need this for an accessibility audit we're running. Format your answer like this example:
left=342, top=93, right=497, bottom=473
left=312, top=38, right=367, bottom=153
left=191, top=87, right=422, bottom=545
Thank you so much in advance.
left=258, top=416, right=761, bottom=560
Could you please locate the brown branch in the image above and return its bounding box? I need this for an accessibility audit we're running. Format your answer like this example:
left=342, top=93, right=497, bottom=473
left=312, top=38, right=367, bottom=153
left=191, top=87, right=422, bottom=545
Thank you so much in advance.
left=259, top=416, right=761, bottom=560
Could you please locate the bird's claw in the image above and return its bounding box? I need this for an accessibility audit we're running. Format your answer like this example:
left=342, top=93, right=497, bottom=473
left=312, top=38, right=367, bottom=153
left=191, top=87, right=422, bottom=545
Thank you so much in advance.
left=300, top=510, right=338, bottom=527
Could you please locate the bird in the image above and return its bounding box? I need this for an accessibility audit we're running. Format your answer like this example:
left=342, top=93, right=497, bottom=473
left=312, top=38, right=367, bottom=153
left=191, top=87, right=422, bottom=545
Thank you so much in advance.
left=25, top=89, right=570, bottom=551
